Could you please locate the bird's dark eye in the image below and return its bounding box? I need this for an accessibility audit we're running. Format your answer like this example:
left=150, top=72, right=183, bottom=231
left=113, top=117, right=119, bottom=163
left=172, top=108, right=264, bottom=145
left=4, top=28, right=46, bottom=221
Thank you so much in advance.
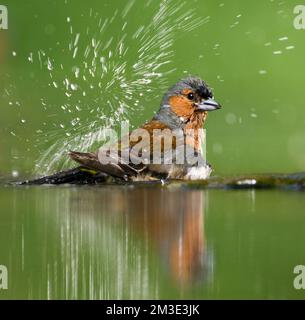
left=187, top=92, right=194, bottom=100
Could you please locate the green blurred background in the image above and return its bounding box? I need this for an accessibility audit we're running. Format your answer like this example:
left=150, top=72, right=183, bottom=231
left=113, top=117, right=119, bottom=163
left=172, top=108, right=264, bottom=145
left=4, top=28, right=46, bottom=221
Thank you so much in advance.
left=1, top=0, right=305, bottom=177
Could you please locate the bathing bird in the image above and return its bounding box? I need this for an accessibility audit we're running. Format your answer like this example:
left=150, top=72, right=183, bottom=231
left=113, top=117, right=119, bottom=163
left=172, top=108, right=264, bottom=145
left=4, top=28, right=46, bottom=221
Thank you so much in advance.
left=24, top=76, right=221, bottom=184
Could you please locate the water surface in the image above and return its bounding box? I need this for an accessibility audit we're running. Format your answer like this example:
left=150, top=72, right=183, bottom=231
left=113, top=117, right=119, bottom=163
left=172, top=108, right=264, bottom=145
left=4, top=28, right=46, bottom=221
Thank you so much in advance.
left=0, top=185, right=304, bottom=299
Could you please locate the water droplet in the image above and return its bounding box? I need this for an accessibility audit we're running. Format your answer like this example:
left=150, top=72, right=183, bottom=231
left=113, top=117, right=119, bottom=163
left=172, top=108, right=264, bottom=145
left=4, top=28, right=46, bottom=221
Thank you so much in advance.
left=286, top=45, right=295, bottom=50
left=28, top=52, right=33, bottom=63
left=71, top=118, right=80, bottom=126
left=70, top=83, right=78, bottom=91
left=12, top=170, right=19, bottom=178
left=73, top=47, right=78, bottom=59
left=74, top=33, right=80, bottom=47
left=73, top=67, right=80, bottom=78
left=225, top=113, right=237, bottom=125
left=47, top=58, right=53, bottom=70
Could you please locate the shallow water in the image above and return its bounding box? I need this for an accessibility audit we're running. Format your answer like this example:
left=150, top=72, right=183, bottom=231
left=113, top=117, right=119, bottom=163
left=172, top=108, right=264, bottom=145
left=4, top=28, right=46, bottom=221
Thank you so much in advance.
left=0, top=185, right=304, bottom=299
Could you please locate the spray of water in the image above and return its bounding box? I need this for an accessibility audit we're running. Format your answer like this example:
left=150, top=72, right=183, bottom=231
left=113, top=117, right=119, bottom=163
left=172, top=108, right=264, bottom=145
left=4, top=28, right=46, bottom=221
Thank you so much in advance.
left=31, top=0, right=210, bottom=175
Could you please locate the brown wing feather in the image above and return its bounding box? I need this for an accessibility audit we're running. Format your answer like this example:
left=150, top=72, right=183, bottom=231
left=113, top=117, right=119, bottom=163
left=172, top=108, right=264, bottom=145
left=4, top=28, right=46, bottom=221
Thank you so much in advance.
left=68, top=151, right=143, bottom=180
left=68, top=120, right=172, bottom=179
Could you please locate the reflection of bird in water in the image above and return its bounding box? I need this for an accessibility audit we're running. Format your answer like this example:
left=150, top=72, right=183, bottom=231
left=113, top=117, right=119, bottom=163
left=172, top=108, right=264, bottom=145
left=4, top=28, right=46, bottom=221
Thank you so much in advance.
left=104, top=187, right=212, bottom=286
left=41, top=186, right=212, bottom=298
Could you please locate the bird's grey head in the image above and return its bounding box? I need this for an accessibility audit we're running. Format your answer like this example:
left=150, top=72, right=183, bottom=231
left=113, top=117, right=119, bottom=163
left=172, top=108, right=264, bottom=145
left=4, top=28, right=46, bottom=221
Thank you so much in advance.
left=160, top=76, right=221, bottom=112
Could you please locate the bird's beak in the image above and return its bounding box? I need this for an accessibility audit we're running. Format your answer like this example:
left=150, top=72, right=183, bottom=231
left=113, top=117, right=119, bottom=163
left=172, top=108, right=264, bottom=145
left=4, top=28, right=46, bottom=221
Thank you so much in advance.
left=195, top=98, right=221, bottom=111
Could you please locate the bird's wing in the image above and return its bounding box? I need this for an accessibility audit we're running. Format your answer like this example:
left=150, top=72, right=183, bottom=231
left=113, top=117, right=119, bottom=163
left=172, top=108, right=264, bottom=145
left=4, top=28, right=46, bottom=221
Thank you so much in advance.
left=68, top=150, right=146, bottom=180
left=69, top=120, right=174, bottom=179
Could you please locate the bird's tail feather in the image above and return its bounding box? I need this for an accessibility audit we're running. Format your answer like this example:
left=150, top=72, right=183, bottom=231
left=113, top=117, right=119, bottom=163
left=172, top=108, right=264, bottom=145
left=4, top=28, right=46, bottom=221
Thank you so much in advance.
left=19, top=166, right=109, bottom=185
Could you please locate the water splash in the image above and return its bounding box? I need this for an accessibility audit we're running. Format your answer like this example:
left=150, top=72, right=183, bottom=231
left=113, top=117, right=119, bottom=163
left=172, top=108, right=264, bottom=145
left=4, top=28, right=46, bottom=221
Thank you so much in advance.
left=33, top=0, right=210, bottom=175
